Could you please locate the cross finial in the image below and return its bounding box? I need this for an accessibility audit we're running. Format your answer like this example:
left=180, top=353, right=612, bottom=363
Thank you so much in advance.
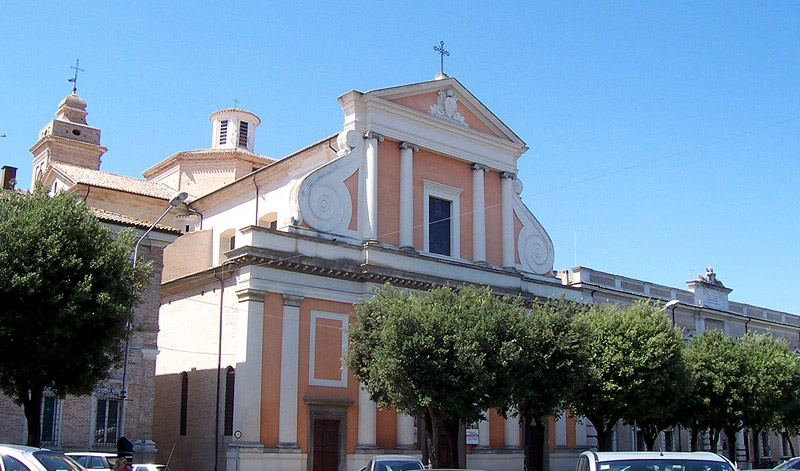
left=68, top=59, right=84, bottom=94
left=433, top=41, right=450, bottom=75
left=233, top=97, right=240, bottom=109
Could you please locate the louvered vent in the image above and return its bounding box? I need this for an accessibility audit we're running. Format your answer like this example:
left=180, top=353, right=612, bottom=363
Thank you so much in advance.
left=238, top=121, right=248, bottom=147
left=219, top=120, right=228, bottom=145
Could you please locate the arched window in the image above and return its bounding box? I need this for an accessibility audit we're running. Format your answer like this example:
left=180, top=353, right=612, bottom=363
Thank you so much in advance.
left=258, top=212, right=278, bottom=230
left=224, top=366, right=235, bottom=436
left=179, top=372, right=188, bottom=436
left=218, top=229, right=236, bottom=264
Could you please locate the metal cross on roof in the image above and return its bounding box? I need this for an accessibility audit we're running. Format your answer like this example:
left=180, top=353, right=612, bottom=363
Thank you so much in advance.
left=233, top=97, right=240, bottom=109
left=68, top=59, right=84, bottom=94
left=433, top=41, right=450, bottom=75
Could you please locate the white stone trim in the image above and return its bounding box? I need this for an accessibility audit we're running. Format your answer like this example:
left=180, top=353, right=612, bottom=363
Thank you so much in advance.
left=423, top=180, right=463, bottom=259
left=308, top=310, right=349, bottom=388
left=471, top=164, right=486, bottom=263
left=278, top=296, right=301, bottom=446
left=511, top=177, right=555, bottom=275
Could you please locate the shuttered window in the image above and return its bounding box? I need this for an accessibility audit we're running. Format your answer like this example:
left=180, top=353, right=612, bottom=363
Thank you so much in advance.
left=219, top=120, right=228, bottom=145
left=238, top=121, right=248, bottom=147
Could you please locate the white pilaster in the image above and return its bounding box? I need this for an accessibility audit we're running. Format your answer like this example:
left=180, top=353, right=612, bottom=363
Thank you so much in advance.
left=555, top=414, right=568, bottom=448
left=399, top=142, right=418, bottom=249
left=695, top=313, right=705, bottom=337
left=471, top=164, right=487, bottom=263
left=278, top=295, right=302, bottom=448
left=477, top=412, right=490, bottom=449
left=396, top=413, right=415, bottom=449
left=357, top=385, right=377, bottom=449
left=364, top=132, right=384, bottom=241
left=575, top=416, right=588, bottom=448
left=500, top=172, right=515, bottom=268
left=233, top=288, right=265, bottom=445
left=504, top=415, right=520, bottom=449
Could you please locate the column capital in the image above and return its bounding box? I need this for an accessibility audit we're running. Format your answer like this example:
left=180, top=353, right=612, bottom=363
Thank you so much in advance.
left=236, top=288, right=266, bottom=303
left=399, top=141, right=419, bottom=152
left=500, top=171, right=516, bottom=179
left=471, top=163, right=488, bottom=172
left=364, top=131, right=385, bottom=142
left=282, top=294, right=303, bottom=307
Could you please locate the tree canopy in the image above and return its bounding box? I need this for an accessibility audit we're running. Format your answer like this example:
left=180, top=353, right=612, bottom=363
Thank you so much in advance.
left=567, top=301, right=687, bottom=451
left=346, top=284, right=525, bottom=468
left=0, top=188, right=150, bottom=446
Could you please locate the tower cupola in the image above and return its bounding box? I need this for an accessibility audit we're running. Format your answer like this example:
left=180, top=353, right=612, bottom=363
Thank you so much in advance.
left=209, top=109, right=261, bottom=153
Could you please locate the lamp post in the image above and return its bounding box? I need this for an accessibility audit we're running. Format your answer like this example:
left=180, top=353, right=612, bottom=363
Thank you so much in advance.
left=118, top=191, right=188, bottom=444
left=663, top=299, right=680, bottom=326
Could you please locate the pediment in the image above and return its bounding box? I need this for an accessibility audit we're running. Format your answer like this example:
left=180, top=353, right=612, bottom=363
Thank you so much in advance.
left=365, top=77, right=525, bottom=147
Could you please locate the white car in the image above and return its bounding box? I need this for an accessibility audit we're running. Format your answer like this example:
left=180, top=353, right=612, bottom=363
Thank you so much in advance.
left=359, top=455, right=424, bottom=471
left=576, top=451, right=736, bottom=471
left=131, top=465, right=166, bottom=471
left=65, top=452, right=115, bottom=470
left=0, top=444, right=86, bottom=471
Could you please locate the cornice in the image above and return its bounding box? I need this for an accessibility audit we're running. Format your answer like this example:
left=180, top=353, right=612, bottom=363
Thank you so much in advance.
left=29, top=134, right=108, bottom=156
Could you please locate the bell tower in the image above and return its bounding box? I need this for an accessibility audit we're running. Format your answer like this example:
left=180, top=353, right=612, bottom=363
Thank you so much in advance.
left=29, top=92, right=107, bottom=188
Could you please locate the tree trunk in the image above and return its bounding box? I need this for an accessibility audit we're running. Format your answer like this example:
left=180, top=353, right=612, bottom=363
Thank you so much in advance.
left=588, top=416, right=615, bottom=451
left=19, top=386, right=43, bottom=447
left=522, top=416, right=547, bottom=471
left=724, top=427, right=739, bottom=466
left=442, top=419, right=461, bottom=469
left=752, top=429, right=761, bottom=469
left=641, top=426, right=659, bottom=452
left=424, top=411, right=437, bottom=468
left=690, top=428, right=699, bottom=452
left=709, top=429, right=719, bottom=453
left=782, top=430, right=796, bottom=457
left=426, top=410, right=462, bottom=469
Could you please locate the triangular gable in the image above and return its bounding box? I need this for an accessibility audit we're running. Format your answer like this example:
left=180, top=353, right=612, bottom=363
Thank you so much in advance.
left=366, top=77, right=526, bottom=147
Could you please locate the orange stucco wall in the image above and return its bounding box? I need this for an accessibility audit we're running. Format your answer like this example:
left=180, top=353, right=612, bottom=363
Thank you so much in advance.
left=314, top=317, right=344, bottom=381
left=376, top=408, right=397, bottom=450
left=344, top=169, right=359, bottom=232
left=489, top=409, right=504, bottom=450
left=484, top=171, right=503, bottom=266
left=377, top=140, right=401, bottom=246
left=567, top=415, right=577, bottom=448
left=261, top=293, right=284, bottom=447
left=297, top=298, right=358, bottom=454
left=411, top=149, right=474, bottom=258
left=548, top=416, right=556, bottom=452
left=389, top=92, right=500, bottom=138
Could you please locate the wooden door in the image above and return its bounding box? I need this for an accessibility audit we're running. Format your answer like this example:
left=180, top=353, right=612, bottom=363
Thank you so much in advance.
left=313, top=419, right=340, bottom=471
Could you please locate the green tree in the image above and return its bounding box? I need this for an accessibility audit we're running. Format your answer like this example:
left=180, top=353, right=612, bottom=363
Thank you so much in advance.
left=346, top=285, right=524, bottom=469
left=738, top=332, right=799, bottom=467
left=0, top=188, right=150, bottom=446
left=567, top=301, right=687, bottom=451
left=682, top=330, right=746, bottom=461
left=500, top=298, right=588, bottom=471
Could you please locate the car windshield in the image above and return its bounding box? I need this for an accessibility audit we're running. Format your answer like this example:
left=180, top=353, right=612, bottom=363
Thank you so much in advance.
left=775, top=460, right=799, bottom=470
left=375, top=461, right=423, bottom=471
left=33, top=452, right=85, bottom=471
left=598, top=459, right=734, bottom=471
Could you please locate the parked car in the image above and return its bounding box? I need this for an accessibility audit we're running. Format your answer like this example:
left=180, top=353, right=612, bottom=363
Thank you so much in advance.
left=751, top=456, right=800, bottom=471
left=65, top=453, right=116, bottom=470
left=0, top=444, right=86, bottom=471
left=131, top=464, right=166, bottom=471
left=359, top=455, right=424, bottom=471
left=576, top=451, right=736, bottom=471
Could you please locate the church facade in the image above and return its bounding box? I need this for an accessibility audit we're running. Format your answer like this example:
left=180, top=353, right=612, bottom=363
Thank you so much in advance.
left=4, top=74, right=799, bottom=471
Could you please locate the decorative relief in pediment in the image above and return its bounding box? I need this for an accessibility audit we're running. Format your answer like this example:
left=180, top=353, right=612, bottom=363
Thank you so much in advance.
left=428, top=88, right=468, bottom=128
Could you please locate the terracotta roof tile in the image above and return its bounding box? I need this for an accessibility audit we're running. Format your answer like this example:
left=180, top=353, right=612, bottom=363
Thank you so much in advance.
left=91, top=207, right=181, bottom=234
left=51, top=162, right=175, bottom=200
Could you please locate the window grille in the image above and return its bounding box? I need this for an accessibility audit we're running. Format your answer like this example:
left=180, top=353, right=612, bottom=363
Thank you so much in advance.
left=238, top=121, right=248, bottom=147
left=180, top=372, right=188, bottom=436
left=224, top=367, right=235, bottom=436
left=428, top=197, right=451, bottom=256
left=94, top=398, right=120, bottom=446
left=219, top=120, right=228, bottom=145
left=40, top=395, right=60, bottom=446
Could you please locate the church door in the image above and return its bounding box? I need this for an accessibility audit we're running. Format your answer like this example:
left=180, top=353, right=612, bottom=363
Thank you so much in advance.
left=313, top=419, right=340, bottom=471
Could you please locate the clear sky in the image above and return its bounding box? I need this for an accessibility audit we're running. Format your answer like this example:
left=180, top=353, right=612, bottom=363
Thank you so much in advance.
left=1, top=2, right=798, bottom=313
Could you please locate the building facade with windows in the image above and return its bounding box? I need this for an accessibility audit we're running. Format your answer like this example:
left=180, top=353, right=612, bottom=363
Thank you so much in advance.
left=0, top=92, right=182, bottom=461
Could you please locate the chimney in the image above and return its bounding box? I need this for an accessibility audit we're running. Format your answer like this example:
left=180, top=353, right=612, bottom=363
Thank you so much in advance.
left=1, top=166, right=17, bottom=190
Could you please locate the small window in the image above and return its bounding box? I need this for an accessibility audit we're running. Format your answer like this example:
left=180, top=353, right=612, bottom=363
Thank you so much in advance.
left=219, top=120, right=228, bottom=145
left=224, top=366, right=235, bottom=436
left=94, top=397, right=120, bottom=446
left=762, top=431, right=771, bottom=457
left=229, top=236, right=235, bottom=251
left=428, top=197, right=451, bottom=256
left=180, top=372, right=188, bottom=436
left=238, top=121, right=249, bottom=147
left=184, top=225, right=190, bottom=233
left=664, top=430, right=674, bottom=451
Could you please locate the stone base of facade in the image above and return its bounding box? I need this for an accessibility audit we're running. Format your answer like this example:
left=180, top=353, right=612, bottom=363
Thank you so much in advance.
left=550, top=448, right=586, bottom=471
left=226, top=445, right=307, bottom=471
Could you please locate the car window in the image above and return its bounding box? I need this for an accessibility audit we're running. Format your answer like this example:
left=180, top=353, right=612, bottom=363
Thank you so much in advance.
left=374, top=461, right=423, bottom=471
left=32, top=452, right=84, bottom=471
left=90, top=458, right=106, bottom=469
left=71, top=458, right=89, bottom=468
left=597, top=460, right=733, bottom=471
left=3, top=455, right=32, bottom=471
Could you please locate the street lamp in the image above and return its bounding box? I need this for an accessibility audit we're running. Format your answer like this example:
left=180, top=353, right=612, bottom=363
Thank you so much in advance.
left=118, top=190, right=188, bottom=445
left=662, top=299, right=680, bottom=326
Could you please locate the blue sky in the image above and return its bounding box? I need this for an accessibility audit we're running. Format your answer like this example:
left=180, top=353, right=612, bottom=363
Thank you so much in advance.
left=1, top=2, right=798, bottom=313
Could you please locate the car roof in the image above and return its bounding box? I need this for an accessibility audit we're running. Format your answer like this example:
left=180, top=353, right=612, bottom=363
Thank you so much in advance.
left=66, top=452, right=117, bottom=457
left=373, top=455, right=422, bottom=461
left=589, top=452, right=728, bottom=462
left=0, top=445, right=49, bottom=453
